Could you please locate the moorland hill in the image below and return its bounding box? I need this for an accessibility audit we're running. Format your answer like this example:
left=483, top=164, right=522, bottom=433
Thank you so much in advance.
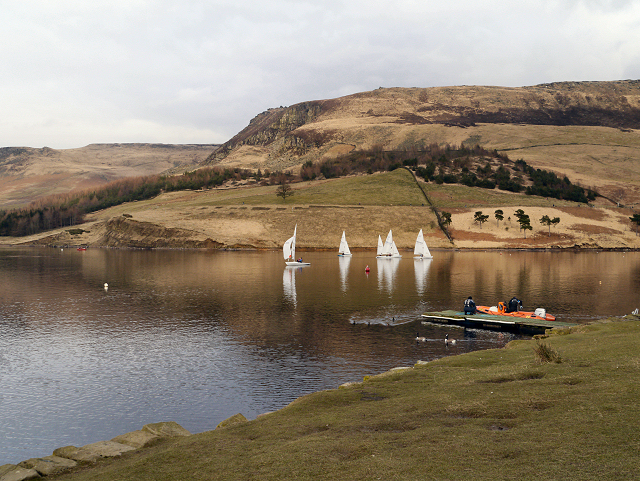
left=206, top=80, right=640, bottom=205
left=0, top=143, right=218, bottom=208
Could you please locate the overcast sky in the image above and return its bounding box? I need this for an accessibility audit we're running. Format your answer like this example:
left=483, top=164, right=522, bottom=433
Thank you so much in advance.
left=2, top=0, right=639, bottom=149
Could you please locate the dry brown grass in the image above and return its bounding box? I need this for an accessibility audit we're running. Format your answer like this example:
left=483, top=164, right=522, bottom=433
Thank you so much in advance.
left=0, top=144, right=217, bottom=208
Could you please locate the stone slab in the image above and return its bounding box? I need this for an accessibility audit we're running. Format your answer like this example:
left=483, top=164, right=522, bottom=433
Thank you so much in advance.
left=0, top=466, right=41, bottom=481
left=52, top=446, right=101, bottom=463
left=111, top=430, right=160, bottom=449
left=216, top=413, right=248, bottom=429
left=81, top=440, right=136, bottom=458
left=142, top=421, right=191, bottom=438
left=18, top=456, right=76, bottom=476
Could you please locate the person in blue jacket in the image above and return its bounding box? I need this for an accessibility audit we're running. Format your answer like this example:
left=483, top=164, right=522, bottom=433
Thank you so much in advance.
left=464, top=296, right=477, bottom=315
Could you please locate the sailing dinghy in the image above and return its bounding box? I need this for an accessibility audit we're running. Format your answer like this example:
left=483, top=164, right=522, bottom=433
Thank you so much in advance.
left=338, top=231, right=352, bottom=257
left=377, top=230, right=402, bottom=258
left=413, top=229, right=433, bottom=259
left=283, top=225, right=310, bottom=266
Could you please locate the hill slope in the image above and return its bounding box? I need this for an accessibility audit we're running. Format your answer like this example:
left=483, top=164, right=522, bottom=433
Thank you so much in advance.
left=0, top=143, right=218, bottom=208
left=6, top=170, right=639, bottom=251
left=205, top=81, right=640, bottom=205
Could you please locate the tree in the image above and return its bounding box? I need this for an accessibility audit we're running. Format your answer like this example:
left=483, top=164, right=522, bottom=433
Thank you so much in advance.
left=474, top=211, right=489, bottom=228
left=440, top=211, right=452, bottom=228
left=276, top=181, right=294, bottom=202
left=494, top=209, right=504, bottom=227
left=517, top=214, right=532, bottom=238
left=630, top=214, right=640, bottom=236
left=540, top=215, right=560, bottom=236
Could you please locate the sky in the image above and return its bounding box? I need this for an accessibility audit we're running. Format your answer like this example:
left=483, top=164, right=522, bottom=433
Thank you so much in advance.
left=2, top=0, right=640, bottom=149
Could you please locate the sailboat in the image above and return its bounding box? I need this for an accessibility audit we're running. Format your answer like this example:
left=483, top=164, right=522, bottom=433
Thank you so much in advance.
left=338, top=231, right=352, bottom=257
left=283, top=225, right=310, bottom=266
left=413, top=229, right=433, bottom=259
left=376, top=235, right=383, bottom=256
left=377, top=230, right=402, bottom=259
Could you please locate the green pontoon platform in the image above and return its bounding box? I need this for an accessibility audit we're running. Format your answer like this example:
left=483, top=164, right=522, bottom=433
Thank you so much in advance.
left=422, top=310, right=577, bottom=335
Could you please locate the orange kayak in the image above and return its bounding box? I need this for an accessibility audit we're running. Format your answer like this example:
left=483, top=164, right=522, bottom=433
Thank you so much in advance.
left=476, top=302, right=556, bottom=321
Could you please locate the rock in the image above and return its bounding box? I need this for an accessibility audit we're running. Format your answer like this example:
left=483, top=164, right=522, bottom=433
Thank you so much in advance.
left=0, top=465, right=41, bottom=481
left=339, top=381, right=361, bottom=388
left=81, top=440, right=136, bottom=458
left=111, top=430, right=160, bottom=449
left=216, top=413, right=248, bottom=429
left=52, top=446, right=101, bottom=463
left=142, top=421, right=191, bottom=438
left=18, top=456, right=76, bottom=476
left=0, top=467, right=13, bottom=477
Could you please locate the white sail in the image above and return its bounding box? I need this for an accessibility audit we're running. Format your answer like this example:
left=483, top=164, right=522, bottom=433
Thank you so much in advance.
left=376, top=235, right=383, bottom=256
left=284, top=225, right=310, bottom=266
left=283, top=224, right=297, bottom=261
left=413, top=229, right=433, bottom=259
left=380, top=230, right=394, bottom=256
left=338, top=231, right=352, bottom=256
left=378, top=230, right=402, bottom=258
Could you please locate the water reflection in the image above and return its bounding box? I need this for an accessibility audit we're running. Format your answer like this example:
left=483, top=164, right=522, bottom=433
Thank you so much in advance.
left=2, top=247, right=640, bottom=465
left=338, top=256, right=351, bottom=292
left=283, top=267, right=297, bottom=307
left=414, top=258, right=432, bottom=296
left=377, top=257, right=401, bottom=293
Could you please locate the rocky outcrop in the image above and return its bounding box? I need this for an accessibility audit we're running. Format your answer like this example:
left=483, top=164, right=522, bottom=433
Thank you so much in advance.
left=206, top=101, right=325, bottom=164
left=98, top=217, right=223, bottom=249
left=215, top=413, right=248, bottom=429
left=0, top=422, right=191, bottom=481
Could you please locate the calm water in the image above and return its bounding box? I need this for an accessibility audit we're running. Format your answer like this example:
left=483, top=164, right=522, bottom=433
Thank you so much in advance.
left=1, top=247, right=639, bottom=464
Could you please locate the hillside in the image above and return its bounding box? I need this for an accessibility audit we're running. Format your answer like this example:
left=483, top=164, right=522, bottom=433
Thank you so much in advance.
left=205, top=80, right=640, bottom=206
left=6, top=170, right=640, bottom=251
left=0, top=143, right=219, bottom=208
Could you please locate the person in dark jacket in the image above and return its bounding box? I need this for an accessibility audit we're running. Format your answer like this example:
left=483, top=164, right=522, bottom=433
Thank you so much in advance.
left=506, top=296, right=523, bottom=313
left=464, top=296, right=477, bottom=314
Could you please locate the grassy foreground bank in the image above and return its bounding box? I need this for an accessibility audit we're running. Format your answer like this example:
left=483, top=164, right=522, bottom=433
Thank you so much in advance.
left=50, top=317, right=640, bottom=481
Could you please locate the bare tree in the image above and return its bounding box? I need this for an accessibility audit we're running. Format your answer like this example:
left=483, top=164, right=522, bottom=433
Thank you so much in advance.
left=276, top=181, right=294, bottom=202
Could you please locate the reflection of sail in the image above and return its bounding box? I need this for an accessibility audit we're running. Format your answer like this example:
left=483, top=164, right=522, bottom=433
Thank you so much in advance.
left=283, top=267, right=297, bottom=307
left=414, top=258, right=432, bottom=295
left=377, top=257, right=400, bottom=292
left=339, top=256, right=351, bottom=292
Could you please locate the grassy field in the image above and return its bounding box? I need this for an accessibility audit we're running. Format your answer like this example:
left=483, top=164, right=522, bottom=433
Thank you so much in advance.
left=48, top=316, right=640, bottom=480
left=6, top=168, right=640, bottom=250
left=173, top=169, right=430, bottom=207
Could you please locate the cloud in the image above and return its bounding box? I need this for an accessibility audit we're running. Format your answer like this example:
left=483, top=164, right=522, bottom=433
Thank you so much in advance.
left=1, top=0, right=639, bottom=149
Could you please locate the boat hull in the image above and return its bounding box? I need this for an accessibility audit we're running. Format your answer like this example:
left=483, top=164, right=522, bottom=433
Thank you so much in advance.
left=476, top=305, right=556, bottom=321
left=285, top=261, right=310, bottom=266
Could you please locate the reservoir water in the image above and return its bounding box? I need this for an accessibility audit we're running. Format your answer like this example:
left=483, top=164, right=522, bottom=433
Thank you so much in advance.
left=1, top=247, right=639, bottom=464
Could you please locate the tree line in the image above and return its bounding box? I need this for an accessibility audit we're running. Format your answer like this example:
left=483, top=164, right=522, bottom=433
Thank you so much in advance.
left=0, top=143, right=601, bottom=237
left=0, top=167, right=253, bottom=237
